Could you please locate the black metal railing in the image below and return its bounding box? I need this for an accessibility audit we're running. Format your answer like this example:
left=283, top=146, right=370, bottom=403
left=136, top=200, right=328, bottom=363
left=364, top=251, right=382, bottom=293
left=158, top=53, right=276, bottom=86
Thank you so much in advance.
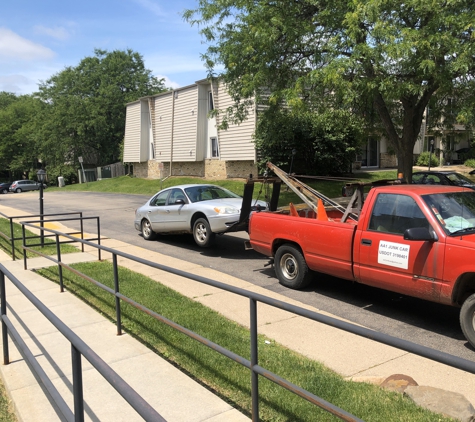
left=0, top=266, right=165, bottom=422
left=2, top=221, right=475, bottom=421
left=0, top=212, right=98, bottom=260
left=19, top=216, right=102, bottom=268
left=13, top=221, right=475, bottom=421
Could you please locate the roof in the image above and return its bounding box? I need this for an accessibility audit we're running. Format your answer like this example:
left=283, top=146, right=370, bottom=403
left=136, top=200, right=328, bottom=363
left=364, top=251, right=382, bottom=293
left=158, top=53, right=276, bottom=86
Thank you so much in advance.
left=374, top=184, right=474, bottom=195
left=413, top=170, right=459, bottom=175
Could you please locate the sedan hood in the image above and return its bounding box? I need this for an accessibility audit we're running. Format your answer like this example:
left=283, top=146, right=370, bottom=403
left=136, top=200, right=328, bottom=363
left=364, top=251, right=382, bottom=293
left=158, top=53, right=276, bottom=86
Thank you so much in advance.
left=204, top=197, right=267, bottom=210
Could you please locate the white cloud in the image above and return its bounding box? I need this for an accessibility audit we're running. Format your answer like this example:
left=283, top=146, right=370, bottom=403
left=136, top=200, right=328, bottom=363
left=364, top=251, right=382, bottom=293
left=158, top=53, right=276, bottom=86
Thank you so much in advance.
left=0, top=27, right=55, bottom=61
left=156, top=75, right=180, bottom=89
left=132, top=0, right=166, bottom=17
left=34, top=25, right=71, bottom=41
left=0, top=74, right=32, bottom=94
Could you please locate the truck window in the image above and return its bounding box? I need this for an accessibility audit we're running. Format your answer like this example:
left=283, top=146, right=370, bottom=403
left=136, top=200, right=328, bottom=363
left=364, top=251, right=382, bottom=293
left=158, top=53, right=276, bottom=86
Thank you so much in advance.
left=368, top=193, right=430, bottom=234
left=423, top=192, right=475, bottom=234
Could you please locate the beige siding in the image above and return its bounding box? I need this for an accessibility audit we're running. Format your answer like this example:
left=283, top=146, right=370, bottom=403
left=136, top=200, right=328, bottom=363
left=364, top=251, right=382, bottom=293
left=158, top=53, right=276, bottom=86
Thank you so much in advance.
left=196, top=83, right=210, bottom=161
left=172, top=86, right=198, bottom=162
left=216, top=83, right=256, bottom=161
left=123, top=102, right=142, bottom=162
left=153, top=92, right=173, bottom=161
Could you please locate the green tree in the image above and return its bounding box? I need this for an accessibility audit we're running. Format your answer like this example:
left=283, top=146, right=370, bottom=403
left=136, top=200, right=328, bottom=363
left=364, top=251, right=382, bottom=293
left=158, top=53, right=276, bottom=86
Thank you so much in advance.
left=255, top=107, right=362, bottom=175
left=36, top=49, right=167, bottom=168
left=0, top=93, right=42, bottom=178
left=185, top=0, right=475, bottom=182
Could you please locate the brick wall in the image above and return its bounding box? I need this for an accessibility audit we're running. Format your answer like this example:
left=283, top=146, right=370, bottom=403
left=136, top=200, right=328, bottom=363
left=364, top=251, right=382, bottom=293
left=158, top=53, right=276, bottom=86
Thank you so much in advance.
left=225, top=161, right=258, bottom=179
left=131, top=160, right=258, bottom=180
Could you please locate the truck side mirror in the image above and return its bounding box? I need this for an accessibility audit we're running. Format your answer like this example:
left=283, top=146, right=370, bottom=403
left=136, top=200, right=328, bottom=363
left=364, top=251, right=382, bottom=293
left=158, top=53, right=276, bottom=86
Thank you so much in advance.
left=404, top=227, right=438, bottom=242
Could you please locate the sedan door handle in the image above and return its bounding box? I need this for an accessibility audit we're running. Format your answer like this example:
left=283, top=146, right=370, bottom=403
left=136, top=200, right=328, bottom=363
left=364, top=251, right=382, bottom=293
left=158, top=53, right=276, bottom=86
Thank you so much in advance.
left=361, top=238, right=372, bottom=246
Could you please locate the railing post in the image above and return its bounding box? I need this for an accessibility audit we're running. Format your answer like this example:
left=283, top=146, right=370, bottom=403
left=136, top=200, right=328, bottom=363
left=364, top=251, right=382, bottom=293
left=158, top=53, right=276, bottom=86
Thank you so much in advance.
left=113, top=254, right=122, bottom=336
left=9, top=218, right=15, bottom=261
left=97, top=217, right=101, bottom=261
left=0, top=271, right=9, bottom=365
left=79, top=212, right=84, bottom=253
left=250, top=298, right=259, bottom=421
left=22, top=225, right=27, bottom=270
left=71, top=345, right=84, bottom=422
left=56, top=234, right=64, bottom=293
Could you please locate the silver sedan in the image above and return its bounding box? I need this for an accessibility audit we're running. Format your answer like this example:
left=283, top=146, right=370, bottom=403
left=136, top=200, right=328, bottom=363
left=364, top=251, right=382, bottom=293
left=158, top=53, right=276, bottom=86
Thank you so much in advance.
left=134, top=184, right=267, bottom=247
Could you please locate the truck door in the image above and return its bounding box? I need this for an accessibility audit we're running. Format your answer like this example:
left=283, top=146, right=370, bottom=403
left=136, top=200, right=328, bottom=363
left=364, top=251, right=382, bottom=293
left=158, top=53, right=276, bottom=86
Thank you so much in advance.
left=355, top=192, right=444, bottom=301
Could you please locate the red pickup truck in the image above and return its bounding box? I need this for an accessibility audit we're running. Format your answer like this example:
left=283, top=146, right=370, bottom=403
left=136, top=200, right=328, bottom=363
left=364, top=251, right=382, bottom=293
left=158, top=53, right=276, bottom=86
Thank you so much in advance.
left=248, top=184, right=475, bottom=349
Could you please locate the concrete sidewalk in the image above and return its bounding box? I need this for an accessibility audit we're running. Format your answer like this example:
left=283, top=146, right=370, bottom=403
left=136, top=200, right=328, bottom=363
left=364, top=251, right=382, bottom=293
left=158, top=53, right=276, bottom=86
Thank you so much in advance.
left=0, top=252, right=249, bottom=422
left=0, top=205, right=474, bottom=421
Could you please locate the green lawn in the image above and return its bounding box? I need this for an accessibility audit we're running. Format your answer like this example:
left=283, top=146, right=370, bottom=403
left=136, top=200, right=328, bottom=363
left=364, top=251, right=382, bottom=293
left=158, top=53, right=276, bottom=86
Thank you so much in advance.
left=36, top=261, right=453, bottom=422
left=47, top=170, right=398, bottom=206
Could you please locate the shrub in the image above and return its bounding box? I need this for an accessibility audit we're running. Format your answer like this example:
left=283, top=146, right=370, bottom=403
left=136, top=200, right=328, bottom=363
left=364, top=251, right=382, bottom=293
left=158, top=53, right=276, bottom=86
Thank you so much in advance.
left=464, top=158, right=475, bottom=169
left=416, top=152, right=439, bottom=167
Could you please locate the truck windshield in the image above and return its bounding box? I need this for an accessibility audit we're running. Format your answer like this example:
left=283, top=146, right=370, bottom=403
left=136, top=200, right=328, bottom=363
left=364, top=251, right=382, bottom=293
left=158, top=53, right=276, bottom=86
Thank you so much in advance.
left=422, top=191, right=475, bottom=235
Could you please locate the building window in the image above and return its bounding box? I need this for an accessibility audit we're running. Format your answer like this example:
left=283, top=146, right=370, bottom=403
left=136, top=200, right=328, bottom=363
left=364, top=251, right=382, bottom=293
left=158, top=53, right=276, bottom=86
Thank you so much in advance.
left=208, top=91, right=214, bottom=111
left=210, top=137, right=219, bottom=158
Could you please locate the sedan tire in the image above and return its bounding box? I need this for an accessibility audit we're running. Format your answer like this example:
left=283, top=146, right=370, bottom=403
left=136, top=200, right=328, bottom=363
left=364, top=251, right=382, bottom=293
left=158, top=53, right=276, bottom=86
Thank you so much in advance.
left=15, top=188, right=22, bottom=193
left=193, top=218, right=215, bottom=248
left=141, top=219, right=157, bottom=241
left=1, top=189, right=7, bottom=194
left=274, top=243, right=313, bottom=289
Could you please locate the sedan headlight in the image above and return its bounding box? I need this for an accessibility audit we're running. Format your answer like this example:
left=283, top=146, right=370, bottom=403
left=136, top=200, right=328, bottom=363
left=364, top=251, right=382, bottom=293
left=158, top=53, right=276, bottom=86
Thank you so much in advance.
left=213, top=206, right=240, bottom=215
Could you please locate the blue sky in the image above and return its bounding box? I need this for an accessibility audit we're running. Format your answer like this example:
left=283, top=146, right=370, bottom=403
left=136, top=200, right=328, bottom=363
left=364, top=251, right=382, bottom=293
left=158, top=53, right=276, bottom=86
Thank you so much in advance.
left=0, top=0, right=210, bottom=95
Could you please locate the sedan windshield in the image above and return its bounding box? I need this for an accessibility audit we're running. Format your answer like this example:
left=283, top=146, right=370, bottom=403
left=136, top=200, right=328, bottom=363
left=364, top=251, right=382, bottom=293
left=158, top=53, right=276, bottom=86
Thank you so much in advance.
left=422, top=191, right=475, bottom=235
left=184, top=185, right=241, bottom=203
left=446, top=173, right=475, bottom=186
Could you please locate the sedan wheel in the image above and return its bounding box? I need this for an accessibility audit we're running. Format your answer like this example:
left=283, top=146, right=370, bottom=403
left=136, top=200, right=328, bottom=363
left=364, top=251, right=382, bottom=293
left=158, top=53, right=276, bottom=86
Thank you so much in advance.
left=15, top=188, right=22, bottom=193
left=1, top=189, right=7, bottom=194
left=141, top=219, right=157, bottom=241
left=193, top=218, right=215, bottom=248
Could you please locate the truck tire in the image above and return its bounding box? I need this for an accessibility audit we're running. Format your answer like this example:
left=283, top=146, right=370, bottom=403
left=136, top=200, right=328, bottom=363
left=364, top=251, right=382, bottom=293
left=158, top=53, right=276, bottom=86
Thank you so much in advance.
left=274, top=244, right=313, bottom=289
left=193, top=218, right=215, bottom=248
left=141, top=219, right=157, bottom=241
left=460, top=293, right=475, bottom=349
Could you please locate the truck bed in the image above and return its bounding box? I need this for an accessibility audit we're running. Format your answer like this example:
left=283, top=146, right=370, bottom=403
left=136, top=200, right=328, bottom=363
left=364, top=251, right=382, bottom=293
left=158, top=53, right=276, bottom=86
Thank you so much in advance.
left=249, top=207, right=358, bottom=281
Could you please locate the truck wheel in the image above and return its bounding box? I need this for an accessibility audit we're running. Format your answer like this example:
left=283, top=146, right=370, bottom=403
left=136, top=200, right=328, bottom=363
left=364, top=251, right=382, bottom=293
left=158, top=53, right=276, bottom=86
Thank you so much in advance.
left=460, top=293, right=475, bottom=349
left=141, top=219, right=157, bottom=241
left=193, top=218, right=215, bottom=248
left=274, top=244, right=313, bottom=289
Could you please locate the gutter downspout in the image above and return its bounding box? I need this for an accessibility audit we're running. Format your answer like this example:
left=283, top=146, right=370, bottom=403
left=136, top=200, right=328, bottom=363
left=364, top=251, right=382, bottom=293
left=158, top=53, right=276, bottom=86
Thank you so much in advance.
left=169, top=90, right=176, bottom=177
left=147, top=97, right=155, bottom=159
left=210, top=79, right=220, bottom=159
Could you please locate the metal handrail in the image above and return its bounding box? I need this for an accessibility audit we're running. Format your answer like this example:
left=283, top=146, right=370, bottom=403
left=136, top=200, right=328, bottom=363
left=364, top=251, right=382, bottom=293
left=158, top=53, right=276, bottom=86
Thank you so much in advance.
left=0, top=266, right=165, bottom=422
left=0, top=212, right=86, bottom=260
left=17, top=222, right=475, bottom=421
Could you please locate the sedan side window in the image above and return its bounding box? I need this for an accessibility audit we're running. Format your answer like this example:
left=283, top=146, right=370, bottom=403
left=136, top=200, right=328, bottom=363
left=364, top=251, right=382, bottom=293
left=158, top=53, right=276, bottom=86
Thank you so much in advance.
left=168, top=188, right=187, bottom=205
left=426, top=175, right=444, bottom=185
left=150, top=191, right=169, bottom=207
left=368, top=193, right=430, bottom=234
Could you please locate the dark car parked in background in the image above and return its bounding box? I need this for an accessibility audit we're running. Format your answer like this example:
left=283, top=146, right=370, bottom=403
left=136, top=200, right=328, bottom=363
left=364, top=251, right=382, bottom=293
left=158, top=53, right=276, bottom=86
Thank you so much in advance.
left=9, top=180, right=46, bottom=193
left=412, top=171, right=475, bottom=190
left=0, top=182, right=12, bottom=194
